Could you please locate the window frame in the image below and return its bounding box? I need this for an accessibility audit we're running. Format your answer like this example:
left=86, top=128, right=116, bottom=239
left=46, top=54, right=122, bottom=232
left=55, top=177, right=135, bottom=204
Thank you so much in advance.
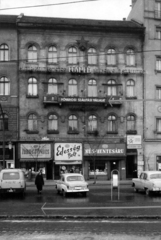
left=48, top=78, right=58, bottom=95
left=107, top=114, right=117, bottom=133
left=107, top=48, right=116, bottom=66
left=48, top=114, right=58, bottom=132
left=68, top=47, right=77, bottom=65
left=28, top=45, right=37, bottom=63
left=0, top=77, right=10, bottom=96
left=126, top=114, right=136, bottom=132
left=27, top=114, right=38, bottom=132
left=88, top=79, right=97, bottom=97
left=87, top=115, right=97, bottom=132
left=156, top=56, right=161, bottom=72
left=0, top=44, right=9, bottom=61
left=87, top=47, right=97, bottom=65
left=107, top=79, right=117, bottom=96
left=126, top=49, right=135, bottom=66
left=68, top=115, right=78, bottom=133
left=48, top=46, right=57, bottom=64
left=0, top=113, right=8, bottom=131
left=126, top=79, right=135, bottom=98
left=68, top=79, right=78, bottom=97
left=27, top=77, right=38, bottom=97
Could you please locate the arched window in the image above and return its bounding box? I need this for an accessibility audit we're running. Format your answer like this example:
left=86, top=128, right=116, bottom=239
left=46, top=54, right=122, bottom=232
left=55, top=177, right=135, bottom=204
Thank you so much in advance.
left=28, top=114, right=37, bottom=131
left=127, top=115, right=136, bottom=131
left=48, top=46, right=57, bottom=64
left=48, top=114, right=58, bottom=131
left=0, top=77, right=10, bottom=95
left=48, top=78, right=58, bottom=94
left=107, top=49, right=116, bottom=65
left=68, top=115, right=78, bottom=131
left=126, top=49, right=135, bottom=66
left=0, top=44, right=9, bottom=61
left=107, top=115, right=117, bottom=132
left=68, top=47, right=77, bottom=64
left=68, top=79, right=78, bottom=96
left=28, top=45, right=37, bottom=62
left=88, top=79, right=97, bottom=97
left=126, top=80, right=135, bottom=97
left=88, top=115, right=97, bottom=132
left=107, top=80, right=117, bottom=96
left=28, top=78, right=38, bottom=96
left=0, top=113, right=8, bottom=130
left=88, top=48, right=97, bottom=65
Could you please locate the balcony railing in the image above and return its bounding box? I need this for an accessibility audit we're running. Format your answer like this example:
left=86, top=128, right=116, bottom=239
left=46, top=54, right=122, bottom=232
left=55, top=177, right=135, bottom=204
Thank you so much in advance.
left=43, top=95, right=122, bottom=107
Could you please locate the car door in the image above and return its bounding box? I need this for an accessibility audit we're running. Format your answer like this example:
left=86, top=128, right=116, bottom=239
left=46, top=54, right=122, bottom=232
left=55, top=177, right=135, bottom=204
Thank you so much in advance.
left=136, top=172, right=144, bottom=190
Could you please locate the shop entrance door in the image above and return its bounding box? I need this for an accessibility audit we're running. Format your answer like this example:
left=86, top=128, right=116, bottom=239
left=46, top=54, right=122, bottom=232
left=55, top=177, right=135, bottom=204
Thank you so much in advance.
left=110, top=161, right=119, bottom=179
left=46, top=161, right=53, bottom=180
left=126, top=155, right=137, bottom=179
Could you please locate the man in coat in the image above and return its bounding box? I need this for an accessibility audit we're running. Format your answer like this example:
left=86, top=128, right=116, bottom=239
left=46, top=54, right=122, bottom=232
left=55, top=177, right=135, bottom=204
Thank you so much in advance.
left=35, top=169, right=44, bottom=194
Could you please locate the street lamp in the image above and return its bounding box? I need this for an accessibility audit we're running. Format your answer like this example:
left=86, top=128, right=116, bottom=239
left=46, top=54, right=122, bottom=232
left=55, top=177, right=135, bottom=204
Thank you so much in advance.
left=0, top=103, right=5, bottom=169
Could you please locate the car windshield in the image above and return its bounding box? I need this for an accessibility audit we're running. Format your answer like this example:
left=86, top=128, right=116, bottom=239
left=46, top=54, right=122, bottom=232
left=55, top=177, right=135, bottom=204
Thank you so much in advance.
left=150, top=174, right=161, bottom=179
left=67, top=176, right=84, bottom=182
left=3, top=172, right=20, bottom=180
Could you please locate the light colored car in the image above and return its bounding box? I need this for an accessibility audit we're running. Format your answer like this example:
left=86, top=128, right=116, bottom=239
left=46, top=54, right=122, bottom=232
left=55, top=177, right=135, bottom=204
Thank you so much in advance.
left=0, top=169, right=26, bottom=196
left=56, top=173, right=89, bottom=197
left=132, top=171, right=161, bottom=195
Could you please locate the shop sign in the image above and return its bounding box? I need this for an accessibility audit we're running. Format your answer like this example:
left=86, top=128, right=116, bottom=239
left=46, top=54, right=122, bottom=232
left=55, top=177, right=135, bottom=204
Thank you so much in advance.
left=84, top=143, right=126, bottom=156
left=127, top=135, right=142, bottom=149
left=60, top=97, right=106, bottom=103
left=20, top=144, right=51, bottom=159
left=55, top=143, right=82, bottom=161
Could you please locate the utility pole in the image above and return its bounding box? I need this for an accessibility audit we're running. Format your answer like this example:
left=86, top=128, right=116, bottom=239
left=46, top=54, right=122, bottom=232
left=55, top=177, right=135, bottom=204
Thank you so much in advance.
left=0, top=103, right=5, bottom=169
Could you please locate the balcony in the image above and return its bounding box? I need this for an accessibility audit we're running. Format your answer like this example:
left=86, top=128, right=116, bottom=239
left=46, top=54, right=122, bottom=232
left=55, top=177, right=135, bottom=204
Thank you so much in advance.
left=43, top=95, right=122, bottom=108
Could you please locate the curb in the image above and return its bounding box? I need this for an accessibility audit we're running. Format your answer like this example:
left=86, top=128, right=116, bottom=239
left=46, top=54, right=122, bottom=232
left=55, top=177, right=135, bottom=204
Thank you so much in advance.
left=0, top=215, right=161, bottom=220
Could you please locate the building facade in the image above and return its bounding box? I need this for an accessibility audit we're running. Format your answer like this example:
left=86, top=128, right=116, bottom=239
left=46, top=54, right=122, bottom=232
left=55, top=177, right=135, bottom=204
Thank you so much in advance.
left=128, top=0, right=161, bottom=173
left=0, top=14, right=145, bottom=180
left=0, top=15, right=19, bottom=170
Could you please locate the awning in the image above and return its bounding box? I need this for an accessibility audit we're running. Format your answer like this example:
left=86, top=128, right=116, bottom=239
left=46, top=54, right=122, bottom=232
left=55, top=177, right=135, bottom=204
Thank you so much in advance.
left=20, top=159, right=52, bottom=162
left=55, top=160, right=82, bottom=165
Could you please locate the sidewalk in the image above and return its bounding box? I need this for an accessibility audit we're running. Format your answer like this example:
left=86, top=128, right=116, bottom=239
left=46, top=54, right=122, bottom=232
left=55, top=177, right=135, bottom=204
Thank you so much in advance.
left=26, top=179, right=132, bottom=186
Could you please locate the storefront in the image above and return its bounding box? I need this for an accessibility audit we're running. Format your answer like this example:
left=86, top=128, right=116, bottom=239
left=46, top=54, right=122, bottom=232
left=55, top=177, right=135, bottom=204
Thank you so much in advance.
left=84, top=143, right=126, bottom=180
left=19, top=143, right=53, bottom=179
left=54, top=143, right=83, bottom=179
left=0, top=145, right=15, bottom=170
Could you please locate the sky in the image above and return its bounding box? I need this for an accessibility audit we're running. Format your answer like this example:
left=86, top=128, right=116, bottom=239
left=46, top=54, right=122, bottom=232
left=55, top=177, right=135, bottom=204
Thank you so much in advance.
left=0, top=0, right=132, bottom=20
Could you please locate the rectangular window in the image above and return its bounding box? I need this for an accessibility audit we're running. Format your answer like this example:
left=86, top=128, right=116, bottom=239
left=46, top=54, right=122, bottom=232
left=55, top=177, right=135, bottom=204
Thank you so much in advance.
left=156, top=118, right=161, bottom=132
left=156, top=28, right=161, bottom=39
left=156, top=86, right=161, bottom=99
left=155, top=2, right=161, bottom=18
left=156, top=57, right=161, bottom=71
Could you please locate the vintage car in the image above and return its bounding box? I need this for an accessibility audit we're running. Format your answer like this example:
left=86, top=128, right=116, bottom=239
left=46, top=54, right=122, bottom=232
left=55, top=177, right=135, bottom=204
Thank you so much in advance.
left=0, top=169, right=26, bottom=196
left=132, top=171, right=161, bottom=195
left=55, top=173, right=89, bottom=197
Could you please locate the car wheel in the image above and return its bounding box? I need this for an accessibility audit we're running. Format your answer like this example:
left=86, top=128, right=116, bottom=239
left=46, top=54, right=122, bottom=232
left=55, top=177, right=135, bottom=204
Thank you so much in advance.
left=145, top=188, right=150, bottom=196
left=62, top=190, right=67, bottom=197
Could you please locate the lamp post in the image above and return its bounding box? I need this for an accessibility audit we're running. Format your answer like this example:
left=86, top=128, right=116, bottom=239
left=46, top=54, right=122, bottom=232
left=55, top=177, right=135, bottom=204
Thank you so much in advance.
left=0, top=103, right=5, bottom=169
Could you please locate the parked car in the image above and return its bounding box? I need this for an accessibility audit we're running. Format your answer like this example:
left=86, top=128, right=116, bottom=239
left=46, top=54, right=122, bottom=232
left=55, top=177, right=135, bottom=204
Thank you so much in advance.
left=56, top=173, right=89, bottom=197
left=0, top=169, right=26, bottom=196
left=132, top=171, right=161, bottom=195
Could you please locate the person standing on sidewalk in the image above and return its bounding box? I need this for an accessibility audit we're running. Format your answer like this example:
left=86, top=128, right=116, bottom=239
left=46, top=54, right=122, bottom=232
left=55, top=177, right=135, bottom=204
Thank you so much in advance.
left=35, top=169, right=44, bottom=194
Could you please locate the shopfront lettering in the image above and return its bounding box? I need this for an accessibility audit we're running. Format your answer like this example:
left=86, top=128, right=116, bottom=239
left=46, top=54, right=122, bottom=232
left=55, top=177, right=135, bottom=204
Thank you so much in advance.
left=56, top=144, right=80, bottom=159
left=55, top=143, right=82, bottom=161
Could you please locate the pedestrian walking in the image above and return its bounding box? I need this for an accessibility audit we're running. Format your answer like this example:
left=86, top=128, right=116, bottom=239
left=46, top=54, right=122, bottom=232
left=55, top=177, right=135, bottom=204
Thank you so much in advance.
left=35, top=169, right=44, bottom=194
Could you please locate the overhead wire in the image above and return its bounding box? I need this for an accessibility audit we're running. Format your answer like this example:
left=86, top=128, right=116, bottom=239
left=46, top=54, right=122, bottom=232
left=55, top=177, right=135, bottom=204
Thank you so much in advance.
left=0, top=0, right=99, bottom=11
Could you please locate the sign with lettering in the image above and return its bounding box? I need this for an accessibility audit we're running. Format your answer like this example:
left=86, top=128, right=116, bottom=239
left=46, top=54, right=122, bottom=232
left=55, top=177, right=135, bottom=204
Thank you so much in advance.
left=60, top=97, right=106, bottom=103
left=84, top=143, right=126, bottom=156
left=54, top=143, right=82, bottom=161
left=20, top=144, right=51, bottom=159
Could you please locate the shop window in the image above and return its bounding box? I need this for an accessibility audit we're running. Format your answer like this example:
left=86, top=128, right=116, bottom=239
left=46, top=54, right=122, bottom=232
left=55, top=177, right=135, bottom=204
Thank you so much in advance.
left=126, top=49, right=135, bottom=66
left=126, top=115, right=136, bottom=133
left=0, top=113, right=8, bottom=131
left=126, top=79, right=135, bottom=98
left=156, top=118, right=161, bottom=133
left=28, top=114, right=38, bottom=131
left=88, top=115, right=97, bottom=132
left=48, top=78, right=58, bottom=95
left=48, top=114, right=58, bottom=131
left=156, top=57, right=161, bottom=71
left=88, top=48, right=97, bottom=65
left=48, top=46, right=57, bottom=64
left=28, top=78, right=38, bottom=96
left=156, top=156, right=161, bottom=171
left=156, top=86, right=161, bottom=99
left=88, top=79, right=97, bottom=97
left=0, top=77, right=10, bottom=96
left=107, top=49, right=116, bottom=65
left=0, top=44, right=9, bottom=61
left=68, top=47, right=77, bottom=64
left=107, top=115, right=117, bottom=132
left=68, top=115, right=78, bottom=132
left=107, top=80, right=117, bottom=96
left=68, top=79, right=78, bottom=96
left=28, top=45, right=37, bottom=63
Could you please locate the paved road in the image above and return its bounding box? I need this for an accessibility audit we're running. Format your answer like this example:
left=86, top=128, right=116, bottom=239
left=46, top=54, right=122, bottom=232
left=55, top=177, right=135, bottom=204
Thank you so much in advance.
left=0, top=183, right=161, bottom=217
left=0, top=219, right=161, bottom=240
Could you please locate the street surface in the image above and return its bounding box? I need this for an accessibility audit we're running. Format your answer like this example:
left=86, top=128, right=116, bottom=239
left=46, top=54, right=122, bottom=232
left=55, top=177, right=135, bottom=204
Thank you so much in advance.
left=0, top=219, right=161, bottom=239
left=0, top=182, right=161, bottom=216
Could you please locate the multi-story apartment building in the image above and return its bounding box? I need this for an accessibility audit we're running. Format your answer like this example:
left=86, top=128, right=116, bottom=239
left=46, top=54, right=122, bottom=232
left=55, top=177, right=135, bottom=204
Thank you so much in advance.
left=15, top=15, right=144, bottom=180
left=0, top=15, right=19, bottom=170
left=128, top=0, right=161, bottom=173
